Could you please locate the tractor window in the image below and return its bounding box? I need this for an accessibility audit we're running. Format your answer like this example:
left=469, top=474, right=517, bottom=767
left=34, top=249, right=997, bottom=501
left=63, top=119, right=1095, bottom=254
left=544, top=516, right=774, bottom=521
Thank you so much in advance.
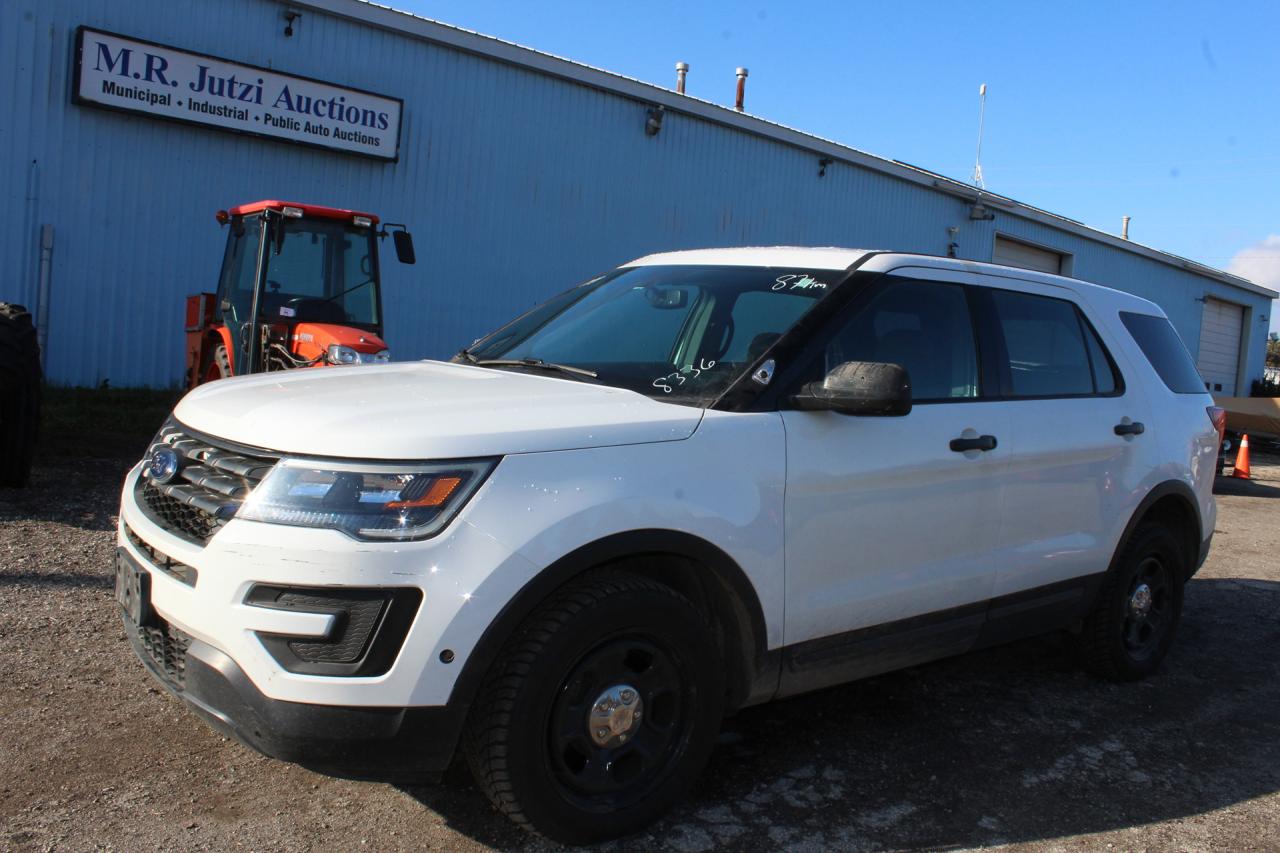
left=268, top=233, right=327, bottom=298
left=261, top=219, right=379, bottom=328
left=217, top=219, right=260, bottom=328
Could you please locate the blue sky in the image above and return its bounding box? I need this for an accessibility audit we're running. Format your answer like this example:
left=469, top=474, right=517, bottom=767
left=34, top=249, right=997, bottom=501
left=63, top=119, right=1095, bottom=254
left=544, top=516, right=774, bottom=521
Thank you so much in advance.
left=398, top=1, right=1280, bottom=329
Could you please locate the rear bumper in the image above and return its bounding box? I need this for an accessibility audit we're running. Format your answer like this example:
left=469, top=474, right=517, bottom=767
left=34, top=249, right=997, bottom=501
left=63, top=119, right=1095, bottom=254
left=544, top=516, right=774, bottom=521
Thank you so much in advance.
left=122, top=612, right=466, bottom=781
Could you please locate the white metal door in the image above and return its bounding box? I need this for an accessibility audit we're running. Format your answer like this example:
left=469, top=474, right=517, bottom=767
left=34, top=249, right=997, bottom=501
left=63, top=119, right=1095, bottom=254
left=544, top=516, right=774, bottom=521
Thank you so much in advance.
left=782, top=405, right=1009, bottom=645
left=1196, top=298, right=1244, bottom=394
left=985, top=279, right=1156, bottom=597
left=993, top=236, right=1063, bottom=274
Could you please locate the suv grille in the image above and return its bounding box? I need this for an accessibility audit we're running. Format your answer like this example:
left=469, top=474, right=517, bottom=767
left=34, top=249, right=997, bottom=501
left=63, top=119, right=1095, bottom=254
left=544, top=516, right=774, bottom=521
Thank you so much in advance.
left=124, top=521, right=198, bottom=586
left=135, top=422, right=276, bottom=546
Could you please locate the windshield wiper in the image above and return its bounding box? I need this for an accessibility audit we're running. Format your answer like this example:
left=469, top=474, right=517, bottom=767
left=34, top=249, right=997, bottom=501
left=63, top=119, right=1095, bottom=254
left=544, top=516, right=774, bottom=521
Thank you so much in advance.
left=473, top=357, right=598, bottom=379
left=454, top=347, right=479, bottom=364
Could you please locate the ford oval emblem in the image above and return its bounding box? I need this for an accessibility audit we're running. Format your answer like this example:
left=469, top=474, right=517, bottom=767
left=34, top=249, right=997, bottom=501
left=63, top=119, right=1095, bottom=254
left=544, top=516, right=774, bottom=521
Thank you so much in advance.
left=148, top=446, right=181, bottom=484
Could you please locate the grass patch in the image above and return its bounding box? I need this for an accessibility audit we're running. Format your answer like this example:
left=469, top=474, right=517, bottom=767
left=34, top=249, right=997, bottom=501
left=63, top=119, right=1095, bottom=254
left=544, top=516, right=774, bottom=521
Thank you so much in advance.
left=39, top=386, right=183, bottom=460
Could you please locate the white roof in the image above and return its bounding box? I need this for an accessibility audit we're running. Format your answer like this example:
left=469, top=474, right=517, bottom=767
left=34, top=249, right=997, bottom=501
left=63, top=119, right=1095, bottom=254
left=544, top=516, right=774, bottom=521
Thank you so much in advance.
left=625, top=246, right=878, bottom=270
left=622, top=248, right=1167, bottom=314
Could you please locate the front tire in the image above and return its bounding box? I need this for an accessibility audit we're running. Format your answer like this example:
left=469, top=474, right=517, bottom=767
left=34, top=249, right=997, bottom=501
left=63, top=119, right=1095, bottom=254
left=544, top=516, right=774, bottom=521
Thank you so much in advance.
left=464, top=571, right=725, bottom=844
left=1079, top=523, right=1185, bottom=681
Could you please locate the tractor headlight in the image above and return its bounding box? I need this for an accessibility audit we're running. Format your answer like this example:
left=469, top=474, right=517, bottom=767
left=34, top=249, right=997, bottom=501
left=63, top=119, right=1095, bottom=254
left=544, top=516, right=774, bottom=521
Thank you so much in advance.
left=238, top=459, right=496, bottom=541
left=327, top=344, right=361, bottom=365
left=327, top=344, right=392, bottom=365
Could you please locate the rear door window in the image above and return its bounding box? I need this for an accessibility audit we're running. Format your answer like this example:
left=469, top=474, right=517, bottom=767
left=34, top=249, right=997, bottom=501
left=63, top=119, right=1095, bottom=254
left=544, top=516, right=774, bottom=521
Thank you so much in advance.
left=1120, top=312, right=1206, bottom=394
left=990, top=289, right=1117, bottom=397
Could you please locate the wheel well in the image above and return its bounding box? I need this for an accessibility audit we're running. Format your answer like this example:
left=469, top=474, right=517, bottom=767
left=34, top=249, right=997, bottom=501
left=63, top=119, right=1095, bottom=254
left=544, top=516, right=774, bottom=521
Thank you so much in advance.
left=1121, top=486, right=1202, bottom=578
left=1142, top=496, right=1199, bottom=570
left=451, top=531, right=768, bottom=715
left=600, top=551, right=761, bottom=711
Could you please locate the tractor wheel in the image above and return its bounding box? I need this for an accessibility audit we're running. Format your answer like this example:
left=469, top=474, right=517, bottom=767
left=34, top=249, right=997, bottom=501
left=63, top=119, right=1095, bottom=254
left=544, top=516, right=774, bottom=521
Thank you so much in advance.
left=202, top=344, right=232, bottom=383
left=0, top=303, right=42, bottom=488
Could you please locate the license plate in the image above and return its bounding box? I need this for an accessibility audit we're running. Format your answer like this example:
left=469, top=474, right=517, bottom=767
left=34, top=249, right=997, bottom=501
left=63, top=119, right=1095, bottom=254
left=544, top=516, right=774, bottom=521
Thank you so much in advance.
left=115, top=548, right=154, bottom=626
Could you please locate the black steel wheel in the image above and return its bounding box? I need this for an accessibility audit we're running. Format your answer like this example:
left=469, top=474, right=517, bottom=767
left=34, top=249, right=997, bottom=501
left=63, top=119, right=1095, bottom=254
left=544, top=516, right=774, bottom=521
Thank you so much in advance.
left=549, top=635, right=691, bottom=807
left=0, top=303, right=41, bottom=488
left=1079, top=522, right=1185, bottom=680
left=465, top=571, right=724, bottom=844
left=1121, top=556, right=1174, bottom=662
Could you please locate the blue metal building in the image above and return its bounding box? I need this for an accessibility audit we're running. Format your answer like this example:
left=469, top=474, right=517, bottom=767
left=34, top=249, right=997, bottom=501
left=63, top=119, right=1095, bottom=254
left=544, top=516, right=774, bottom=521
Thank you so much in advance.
left=3, top=0, right=1275, bottom=390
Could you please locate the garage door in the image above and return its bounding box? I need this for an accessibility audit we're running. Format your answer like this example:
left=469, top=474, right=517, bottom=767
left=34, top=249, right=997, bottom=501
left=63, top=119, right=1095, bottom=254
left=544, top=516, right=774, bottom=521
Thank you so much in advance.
left=992, top=236, right=1062, bottom=274
left=1196, top=298, right=1244, bottom=394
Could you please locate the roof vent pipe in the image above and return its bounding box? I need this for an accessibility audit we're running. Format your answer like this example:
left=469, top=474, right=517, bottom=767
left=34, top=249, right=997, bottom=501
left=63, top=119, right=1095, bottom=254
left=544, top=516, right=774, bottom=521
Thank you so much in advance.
left=1122, top=216, right=1131, bottom=240
left=734, top=67, right=748, bottom=112
left=676, top=61, right=689, bottom=94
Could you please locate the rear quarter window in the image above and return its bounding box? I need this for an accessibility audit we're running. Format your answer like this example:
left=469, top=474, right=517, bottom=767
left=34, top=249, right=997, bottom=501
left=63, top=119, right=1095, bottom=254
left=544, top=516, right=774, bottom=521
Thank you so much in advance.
left=1119, top=312, right=1206, bottom=394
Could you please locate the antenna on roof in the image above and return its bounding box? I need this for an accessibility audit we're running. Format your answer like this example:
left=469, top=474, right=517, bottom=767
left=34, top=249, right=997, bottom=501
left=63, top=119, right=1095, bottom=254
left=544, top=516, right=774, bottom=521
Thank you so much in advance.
left=972, top=83, right=988, bottom=189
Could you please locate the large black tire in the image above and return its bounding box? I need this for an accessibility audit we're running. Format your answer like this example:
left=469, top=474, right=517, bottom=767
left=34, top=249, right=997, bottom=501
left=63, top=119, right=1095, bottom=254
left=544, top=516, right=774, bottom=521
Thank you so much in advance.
left=0, top=303, right=41, bottom=488
left=464, top=571, right=725, bottom=844
left=1078, top=523, right=1186, bottom=681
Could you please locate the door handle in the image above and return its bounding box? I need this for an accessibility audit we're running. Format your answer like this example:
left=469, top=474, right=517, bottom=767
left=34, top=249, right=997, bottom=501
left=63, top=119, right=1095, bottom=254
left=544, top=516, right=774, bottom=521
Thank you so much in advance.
left=950, top=435, right=998, bottom=453
left=1114, top=422, right=1145, bottom=436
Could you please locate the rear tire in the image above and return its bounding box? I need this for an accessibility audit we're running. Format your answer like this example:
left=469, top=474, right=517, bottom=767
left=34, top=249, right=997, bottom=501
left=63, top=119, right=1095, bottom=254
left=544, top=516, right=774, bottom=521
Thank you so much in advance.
left=464, top=570, right=725, bottom=844
left=0, top=303, right=41, bottom=488
left=1078, top=523, right=1185, bottom=681
left=202, top=343, right=232, bottom=383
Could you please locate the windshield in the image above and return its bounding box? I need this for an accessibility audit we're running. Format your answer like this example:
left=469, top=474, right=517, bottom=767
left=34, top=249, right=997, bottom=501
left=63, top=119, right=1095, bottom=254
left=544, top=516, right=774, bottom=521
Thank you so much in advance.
left=222, top=216, right=380, bottom=328
left=464, top=264, right=841, bottom=404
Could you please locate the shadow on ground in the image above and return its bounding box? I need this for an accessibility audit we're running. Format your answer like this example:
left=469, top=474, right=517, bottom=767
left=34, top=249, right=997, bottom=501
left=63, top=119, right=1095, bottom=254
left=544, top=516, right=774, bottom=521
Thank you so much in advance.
left=1213, top=474, right=1280, bottom=498
left=401, top=576, right=1280, bottom=850
left=0, top=457, right=131, bottom=532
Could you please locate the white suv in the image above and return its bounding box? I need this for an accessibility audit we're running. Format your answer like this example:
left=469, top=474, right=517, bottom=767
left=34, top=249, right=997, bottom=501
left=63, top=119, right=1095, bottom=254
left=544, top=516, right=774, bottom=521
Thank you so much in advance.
left=116, top=249, right=1222, bottom=843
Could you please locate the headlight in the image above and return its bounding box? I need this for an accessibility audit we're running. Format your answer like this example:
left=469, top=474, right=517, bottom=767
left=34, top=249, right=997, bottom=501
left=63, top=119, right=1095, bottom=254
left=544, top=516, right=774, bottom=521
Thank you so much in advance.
left=237, top=459, right=495, bottom=541
left=327, top=345, right=392, bottom=365
left=327, top=344, right=361, bottom=365
left=330, top=343, right=360, bottom=361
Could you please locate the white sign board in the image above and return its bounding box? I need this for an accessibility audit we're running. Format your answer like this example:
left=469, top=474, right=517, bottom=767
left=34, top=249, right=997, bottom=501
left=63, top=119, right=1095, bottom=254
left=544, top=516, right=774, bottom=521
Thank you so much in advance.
left=73, top=27, right=402, bottom=161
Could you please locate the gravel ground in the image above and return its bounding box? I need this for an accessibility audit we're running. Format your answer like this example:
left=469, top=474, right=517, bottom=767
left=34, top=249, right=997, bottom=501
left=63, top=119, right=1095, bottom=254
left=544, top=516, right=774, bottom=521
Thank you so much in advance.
left=2, top=445, right=1279, bottom=852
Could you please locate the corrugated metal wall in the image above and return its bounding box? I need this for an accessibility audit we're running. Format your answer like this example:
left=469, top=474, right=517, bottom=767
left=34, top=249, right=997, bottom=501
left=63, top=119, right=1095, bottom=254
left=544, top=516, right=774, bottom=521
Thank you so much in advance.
left=1, top=0, right=1271, bottom=389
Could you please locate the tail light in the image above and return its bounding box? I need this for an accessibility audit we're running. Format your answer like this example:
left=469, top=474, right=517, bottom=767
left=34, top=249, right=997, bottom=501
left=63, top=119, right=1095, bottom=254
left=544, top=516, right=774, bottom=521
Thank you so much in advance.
left=1207, top=405, right=1227, bottom=447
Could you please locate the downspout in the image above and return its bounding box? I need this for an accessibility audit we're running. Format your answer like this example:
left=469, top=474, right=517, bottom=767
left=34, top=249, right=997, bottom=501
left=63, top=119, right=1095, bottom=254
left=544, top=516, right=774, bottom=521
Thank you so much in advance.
left=36, top=225, right=53, bottom=372
left=23, top=160, right=38, bottom=307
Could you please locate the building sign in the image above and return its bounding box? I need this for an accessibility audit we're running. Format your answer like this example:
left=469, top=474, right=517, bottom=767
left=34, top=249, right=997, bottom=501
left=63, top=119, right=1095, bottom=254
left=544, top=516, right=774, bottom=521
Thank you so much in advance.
left=73, top=27, right=402, bottom=161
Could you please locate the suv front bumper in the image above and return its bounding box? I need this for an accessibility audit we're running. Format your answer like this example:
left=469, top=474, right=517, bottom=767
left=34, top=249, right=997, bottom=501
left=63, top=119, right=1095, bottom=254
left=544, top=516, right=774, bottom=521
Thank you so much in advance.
left=119, top=595, right=466, bottom=779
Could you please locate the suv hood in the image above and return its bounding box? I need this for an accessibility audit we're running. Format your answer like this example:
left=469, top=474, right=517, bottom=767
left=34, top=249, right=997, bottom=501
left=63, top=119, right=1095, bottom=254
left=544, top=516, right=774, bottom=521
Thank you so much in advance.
left=173, top=361, right=704, bottom=459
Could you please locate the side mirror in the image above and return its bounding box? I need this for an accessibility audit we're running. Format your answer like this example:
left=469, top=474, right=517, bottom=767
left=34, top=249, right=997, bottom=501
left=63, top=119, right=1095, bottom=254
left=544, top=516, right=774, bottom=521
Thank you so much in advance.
left=392, top=230, right=416, bottom=265
left=793, top=361, right=912, bottom=416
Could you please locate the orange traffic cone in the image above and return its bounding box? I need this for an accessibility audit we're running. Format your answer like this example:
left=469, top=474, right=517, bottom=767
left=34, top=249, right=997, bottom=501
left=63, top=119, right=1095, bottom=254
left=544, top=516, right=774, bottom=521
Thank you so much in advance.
left=1232, top=434, right=1252, bottom=480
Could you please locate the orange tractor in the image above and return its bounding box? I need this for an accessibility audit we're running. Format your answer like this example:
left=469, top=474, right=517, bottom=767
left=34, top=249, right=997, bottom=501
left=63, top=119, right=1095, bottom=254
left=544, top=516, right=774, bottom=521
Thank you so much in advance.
left=185, top=200, right=415, bottom=387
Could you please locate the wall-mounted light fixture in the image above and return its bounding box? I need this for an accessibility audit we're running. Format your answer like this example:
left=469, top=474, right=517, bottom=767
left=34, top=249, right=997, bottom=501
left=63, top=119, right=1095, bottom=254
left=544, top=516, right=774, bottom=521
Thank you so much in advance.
left=947, top=226, right=959, bottom=258
left=818, top=157, right=834, bottom=177
left=645, top=105, right=665, bottom=137
left=284, top=10, right=301, bottom=37
left=968, top=202, right=994, bottom=221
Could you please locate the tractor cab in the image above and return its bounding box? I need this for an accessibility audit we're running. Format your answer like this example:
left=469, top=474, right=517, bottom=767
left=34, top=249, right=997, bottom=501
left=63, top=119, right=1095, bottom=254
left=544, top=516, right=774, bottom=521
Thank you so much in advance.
left=185, top=200, right=414, bottom=387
